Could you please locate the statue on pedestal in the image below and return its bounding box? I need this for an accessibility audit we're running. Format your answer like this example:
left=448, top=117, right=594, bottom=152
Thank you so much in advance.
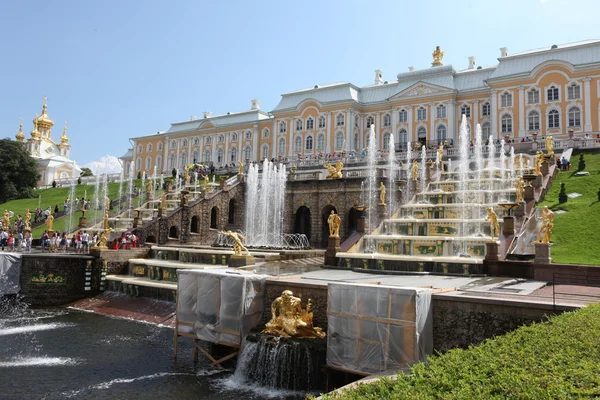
left=160, top=192, right=167, bottom=210
left=95, top=228, right=114, bottom=249
left=545, top=135, right=554, bottom=157
left=238, top=161, right=244, bottom=176
left=411, top=159, right=419, bottom=181
left=437, top=144, right=444, bottom=166
left=379, top=182, right=386, bottom=205
left=537, top=206, right=554, bottom=243
left=515, top=176, right=525, bottom=203
left=324, top=160, right=344, bottom=179
left=184, top=168, right=190, bottom=185
left=327, top=210, right=341, bottom=237
left=486, top=207, right=500, bottom=240
left=2, top=209, right=10, bottom=230
left=24, top=209, right=31, bottom=231
left=262, top=290, right=325, bottom=339
left=45, top=214, right=54, bottom=232
left=219, top=230, right=248, bottom=255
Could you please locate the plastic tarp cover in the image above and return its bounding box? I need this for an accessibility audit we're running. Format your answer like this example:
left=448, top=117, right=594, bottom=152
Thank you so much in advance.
left=327, top=283, right=432, bottom=375
left=0, top=253, right=22, bottom=295
left=176, top=269, right=267, bottom=346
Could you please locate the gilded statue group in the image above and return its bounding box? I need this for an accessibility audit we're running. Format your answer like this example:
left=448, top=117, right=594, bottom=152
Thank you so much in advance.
left=219, top=230, right=248, bottom=256
left=262, top=290, right=325, bottom=339
left=324, top=160, right=344, bottom=179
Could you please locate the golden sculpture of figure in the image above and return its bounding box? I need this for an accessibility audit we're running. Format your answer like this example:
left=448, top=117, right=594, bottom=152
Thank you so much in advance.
left=45, top=214, right=54, bottom=232
left=160, top=192, right=167, bottom=209
left=105, top=196, right=110, bottom=211
left=327, top=210, right=341, bottom=237
left=379, top=182, right=386, bottom=205
left=238, top=161, right=244, bottom=176
left=24, top=209, right=32, bottom=231
left=411, top=159, right=419, bottom=181
left=204, top=175, right=209, bottom=187
left=486, top=207, right=500, bottom=241
left=146, top=179, right=152, bottom=193
left=1, top=209, right=9, bottom=229
left=545, top=135, right=554, bottom=156
left=515, top=176, right=525, bottom=203
left=537, top=206, right=554, bottom=244
left=219, top=230, right=248, bottom=255
left=534, top=152, right=543, bottom=176
left=432, top=45, right=444, bottom=67
left=103, top=209, right=109, bottom=230
left=184, top=168, right=190, bottom=185
left=437, top=144, right=444, bottom=166
left=324, top=160, right=344, bottom=179
left=262, top=290, right=325, bottom=339
left=95, top=228, right=114, bottom=249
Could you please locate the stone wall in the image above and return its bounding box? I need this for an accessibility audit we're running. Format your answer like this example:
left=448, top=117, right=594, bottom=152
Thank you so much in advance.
left=91, top=248, right=150, bottom=275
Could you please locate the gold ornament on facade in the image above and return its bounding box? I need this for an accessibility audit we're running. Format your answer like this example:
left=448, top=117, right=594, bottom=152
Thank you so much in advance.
left=324, top=160, right=344, bottom=179
left=30, top=116, right=41, bottom=139
left=432, top=46, right=444, bottom=67
left=262, top=290, right=326, bottom=339
left=537, top=206, right=554, bottom=243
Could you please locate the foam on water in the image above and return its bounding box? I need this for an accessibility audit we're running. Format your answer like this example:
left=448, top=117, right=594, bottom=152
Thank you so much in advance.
left=0, top=356, right=79, bottom=367
left=216, top=376, right=308, bottom=400
left=0, top=322, right=74, bottom=336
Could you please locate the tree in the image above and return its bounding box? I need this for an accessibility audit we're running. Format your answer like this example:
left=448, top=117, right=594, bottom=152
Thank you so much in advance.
left=80, top=167, right=93, bottom=177
left=0, top=138, right=40, bottom=203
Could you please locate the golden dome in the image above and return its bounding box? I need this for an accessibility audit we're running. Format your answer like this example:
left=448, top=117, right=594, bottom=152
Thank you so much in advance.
left=30, top=117, right=41, bottom=139
left=60, top=121, right=69, bottom=144
left=33, top=101, right=54, bottom=129
left=15, top=119, right=25, bottom=142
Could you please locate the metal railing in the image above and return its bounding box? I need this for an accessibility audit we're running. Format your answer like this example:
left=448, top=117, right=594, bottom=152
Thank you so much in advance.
left=552, top=273, right=600, bottom=309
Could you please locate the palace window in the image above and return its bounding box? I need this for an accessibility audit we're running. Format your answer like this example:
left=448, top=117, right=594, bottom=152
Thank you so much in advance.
left=279, top=121, right=286, bottom=133
left=528, top=111, right=540, bottom=131
left=156, top=155, right=162, bottom=169
left=355, top=115, right=359, bottom=127
left=137, top=145, right=143, bottom=153
left=278, top=138, right=286, bottom=154
left=217, top=149, right=224, bottom=164
left=231, top=132, right=238, bottom=141
left=317, top=134, right=325, bottom=151
left=383, top=114, right=391, bottom=126
left=262, top=128, right=269, bottom=139
left=244, top=146, right=252, bottom=161
left=500, top=92, right=512, bottom=107
left=245, top=131, right=252, bottom=141
left=318, top=116, right=326, bottom=128
left=168, top=154, right=175, bottom=169
left=296, top=119, right=303, bottom=131
left=192, top=151, right=199, bottom=164
left=336, top=113, right=345, bottom=126
left=501, top=114, right=512, bottom=133
left=170, top=140, right=176, bottom=149
left=335, top=132, right=344, bottom=150
left=205, top=136, right=212, bottom=145
left=482, top=122, right=490, bottom=137
left=528, top=89, right=540, bottom=105
left=460, top=104, right=471, bottom=118
left=383, top=132, right=390, bottom=149
left=230, top=147, right=237, bottom=163
left=306, top=117, right=314, bottom=130
left=436, top=104, right=446, bottom=119
left=193, top=138, right=200, bottom=146
left=158, top=142, right=163, bottom=151
left=568, top=107, right=581, bottom=127
left=136, top=157, right=142, bottom=171
left=547, top=86, right=559, bottom=102
left=180, top=152, right=188, bottom=167
left=145, top=156, right=152, bottom=170
left=366, top=116, right=374, bottom=128
left=398, top=129, right=407, bottom=145
left=306, top=135, right=313, bottom=151
left=398, top=109, right=407, bottom=122
left=203, top=150, right=211, bottom=162
left=182, top=139, right=188, bottom=147
left=294, top=136, right=302, bottom=153
left=261, top=144, right=269, bottom=160
left=218, top=135, right=224, bottom=144
left=354, top=132, right=359, bottom=150
left=548, top=109, right=560, bottom=128
left=417, top=107, right=427, bottom=121
left=417, top=127, right=426, bottom=142
left=482, top=102, right=490, bottom=116
left=437, top=125, right=447, bottom=143
left=147, top=143, right=153, bottom=152
left=567, top=83, right=581, bottom=100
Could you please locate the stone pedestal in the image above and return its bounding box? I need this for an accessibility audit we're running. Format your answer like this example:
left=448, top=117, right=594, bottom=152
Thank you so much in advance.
left=534, top=242, right=551, bottom=264
left=132, top=217, right=140, bottom=229
left=324, top=235, right=341, bottom=266
left=409, top=180, right=417, bottom=196
left=541, top=160, right=549, bottom=176
left=524, top=185, right=535, bottom=201
left=158, top=207, right=164, bottom=217
left=377, top=203, right=388, bottom=219
left=514, top=201, right=525, bottom=218
left=78, top=217, right=88, bottom=228
left=503, top=216, right=514, bottom=236
left=357, top=216, right=366, bottom=234
left=228, top=254, right=256, bottom=268
left=532, top=174, right=542, bottom=188
left=485, top=241, right=500, bottom=261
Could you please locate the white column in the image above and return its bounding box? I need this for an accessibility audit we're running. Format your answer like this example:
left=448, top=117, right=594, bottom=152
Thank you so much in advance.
left=224, top=132, right=229, bottom=164
left=271, top=121, right=277, bottom=159
left=176, top=139, right=181, bottom=169
left=252, top=125, right=258, bottom=161
left=187, top=136, right=192, bottom=165
left=429, top=103, right=435, bottom=143
left=162, top=138, right=169, bottom=173
left=490, top=89, right=498, bottom=138
left=345, top=109, right=353, bottom=152
left=518, top=86, right=525, bottom=138
left=237, top=131, right=242, bottom=162
left=132, top=143, right=137, bottom=173
left=391, top=107, right=398, bottom=149
left=583, top=77, right=592, bottom=132
left=473, top=100, right=479, bottom=130
left=447, top=101, right=455, bottom=142
left=288, top=118, right=294, bottom=158
left=211, top=136, right=216, bottom=164
left=407, top=106, right=413, bottom=142
left=325, top=112, right=331, bottom=153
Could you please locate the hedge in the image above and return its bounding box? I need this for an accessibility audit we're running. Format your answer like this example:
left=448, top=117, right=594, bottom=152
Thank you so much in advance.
left=320, top=304, right=600, bottom=399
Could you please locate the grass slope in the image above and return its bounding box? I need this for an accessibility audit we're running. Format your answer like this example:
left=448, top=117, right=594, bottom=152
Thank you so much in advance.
left=539, top=151, right=600, bottom=265
left=321, top=304, right=600, bottom=399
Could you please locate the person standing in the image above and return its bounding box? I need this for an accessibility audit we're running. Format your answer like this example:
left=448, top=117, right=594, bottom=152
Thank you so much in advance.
left=0, top=229, right=8, bottom=251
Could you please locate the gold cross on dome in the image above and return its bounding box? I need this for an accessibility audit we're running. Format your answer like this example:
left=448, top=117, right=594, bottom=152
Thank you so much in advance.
left=64, top=120, right=68, bottom=126
left=42, top=95, right=48, bottom=102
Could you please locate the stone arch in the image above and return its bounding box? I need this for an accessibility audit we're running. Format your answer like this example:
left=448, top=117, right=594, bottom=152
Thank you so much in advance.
left=146, top=235, right=157, bottom=243
left=294, top=206, right=311, bottom=241
left=169, top=226, right=179, bottom=239
left=347, top=207, right=365, bottom=238
left=191, top=215, right=200, bottom=234
left=210, top=206, right=218, bottom=229
left=321, top=205, right=338, bottom=248
left=228, top=199, right=236, bottom=225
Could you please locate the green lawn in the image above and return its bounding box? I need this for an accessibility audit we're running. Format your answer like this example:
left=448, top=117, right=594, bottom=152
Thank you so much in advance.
left=319, top=304, right=600, bottom=399
left=539, top=150, right=600, bottom=265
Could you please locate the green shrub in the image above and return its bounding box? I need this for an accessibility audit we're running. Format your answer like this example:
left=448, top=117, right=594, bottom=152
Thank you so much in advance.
left=321, top=305, right=600, bottom=399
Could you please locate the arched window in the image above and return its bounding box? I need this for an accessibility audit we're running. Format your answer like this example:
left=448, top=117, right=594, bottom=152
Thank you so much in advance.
left=294, top=136, right=302, bottom=153
left=336, top=113, right=345, bottom=126
left=436, top=105, right=446, bottom=119
left=170, top=140, right=176, bottom=149
left=398, top=109, right=407, bottom=122
left=528, top=111, right=540, bottom=131
left=417, top=107, right=427, bottom=121
left=261, top=144, right=269, bottom=160
left=230, top=147, right=237, bottom=163
left=436, top=125, right=447, bottom=143
left=306, top=117, right=314, bottom=130
left=218, top=134, right=224, bottom=144
left=568, top=83, right=581, bottom=100
left=317, top=134, right=325, bottom=151
left=262, top=128, right=269, bottom=139
left=318, top=116, right=326, bottom=128
left=398, top=129, right=407, bottom=145
left=193, top=137, right=200, bottom=146
left=335, top=132, right=344, bottom=150
left=157, top=142, right=163, bottom=151
left=547, top=86, right=559, bottom=102
left=180, top=152, right=187, bottom=167
left=354, top=132, right=359, bottom=150
left=210, top=207, right=218, bottom=229
left=136, top=157, right=142, bottom=171
left=137, top=145, right=143, bottom=153
left=217, top=148, right=224, bottom=164
left=383, top=132, right=391, bottom=149
left=279, top=121, right=286, bottom=133
left=145, top=156, right=151, bottom=170
left=482, top=102, right=490, bottom=116
left=278, top=138, right=286, bottom=154
left=205, top=136, right=211, bottom=145
left=548, top=109, right=560, bottom=128
left=182, top=139, right=188, bottom=147
left=501, top=114, right=512, bottom=133
left=156, top=155, right=162, bottom=169
left=383, top=114, right=391, bottom=126
left=228, top=199, right=235, bottom=224
left=296, top=119, right=303, bottom=131
left=417, top=127, right=427, bottom=142
left=460, top=104, right=471, bottom=118
left=568, top=107, right=581, bottom=127
left=527, top=89, right=540, bottom=104
left=306, top=135, right=313, bottom=151
left=147, top=143, right=153, bottom=152
left=244, top=146, right=252, bottom=161
left=354, top=115, right=359, bottom=127
left=168, top=154, right=175, bottom=169
left=203, top=150, right=211, bottom=163
left=245, top=131, right=252, bottom=141
left=192, top=151, right=199, bottom=164
left=482, top=122, right=491, bottom=137
left=231, top=132, right=238, bottom=141
left=366, top=116, right=374, bottom=128
left=501, top=92, right=512, bottom=107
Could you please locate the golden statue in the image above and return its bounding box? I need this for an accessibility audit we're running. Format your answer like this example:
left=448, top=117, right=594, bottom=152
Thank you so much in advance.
left=432, top=45, right=444, bottom=67
left=105, top=196, right=110, bottom=211
left=204, top=175, right=209, bottom=187
left=184, top=168, right=190, bottom=185
left=1, top=209, right=9, bottom=229
left=324, top=160, right=344, bottom=179
left=379, top=182, right=386, bottom=205
left=24, top=209, right=32, bottom=231
left=486, top=207, right=500, bottom=241
left=146, top=179, right=152, bottom=193
left=411, top=159, right=419, bottom=181
left=327, top=210, right=341, bottom=237
left=45, top=214, right=54, bottom=232
left=238, top=161, right=244, bottom=176
left=537, top=206, right=554, bottom=244
left=545, top=135, right=554, bottom=157
left=160, top=192, right=167, bottom=209
left=437, top=144, right=444, bottom=166
left=103, top=209, right=109, bottom=230
left=515, top=176, right=525, bottom=203
left=534, top=152, right=543, bottom=176
left=219, top=230, right=248, bottom=256
left=95, top=228, right=114, bottom=249
left=262, top=290, right=325, bottom=339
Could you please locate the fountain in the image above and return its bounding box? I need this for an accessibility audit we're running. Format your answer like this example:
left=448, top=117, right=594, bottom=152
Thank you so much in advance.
left=127, top=161, right=134, bottom=218
left=387, top=133, right=396, bottom=216
left=365, top=125, right=377, bottom=233
left=93, top=173, right=101, bottom=212
left=151, top=166, right=157, bottom=202
left=140, top=172, right=146, bottom=207
left=405, top=141, right=412, bottom=203
left=117, top=167, right=124, bottom=214
left=68, top=165, right=76, bottom=233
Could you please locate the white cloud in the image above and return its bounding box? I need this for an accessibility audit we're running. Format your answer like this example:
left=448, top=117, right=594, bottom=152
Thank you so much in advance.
left=540, top=0, right=551, bottom=3
left=84, top=155, right=122, bottom=175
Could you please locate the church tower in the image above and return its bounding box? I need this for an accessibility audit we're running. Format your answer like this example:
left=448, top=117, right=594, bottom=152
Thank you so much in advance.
left=57, top=121, right=71, bottom=158
left=27, top=115, right=42, bottom=157
left=15, top=118, right=25, bottom=142
left=33, top=97, right=55, bottom=140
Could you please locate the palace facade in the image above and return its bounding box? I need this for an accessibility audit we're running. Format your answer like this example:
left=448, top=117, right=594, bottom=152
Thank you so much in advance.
left=123, top=40, right=600, bottom=175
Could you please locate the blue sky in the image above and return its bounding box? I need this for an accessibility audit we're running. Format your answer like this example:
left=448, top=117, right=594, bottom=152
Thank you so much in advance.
left=1, top=0, right=598, bottom=169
